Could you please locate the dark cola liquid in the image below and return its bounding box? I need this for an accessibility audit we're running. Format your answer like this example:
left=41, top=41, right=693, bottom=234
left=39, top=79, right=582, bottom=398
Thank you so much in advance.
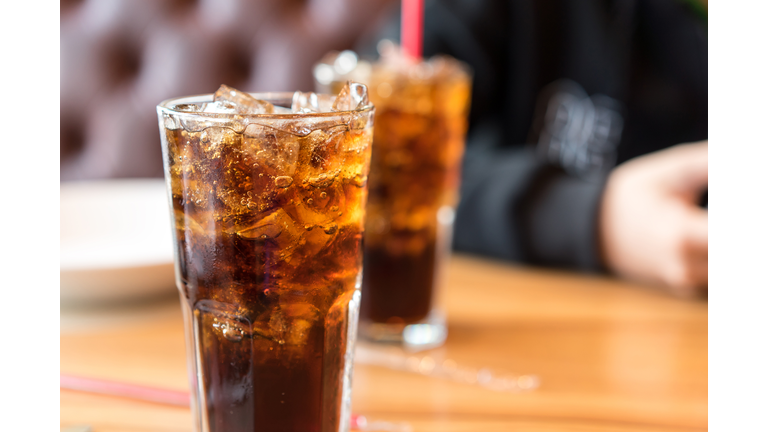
left=180, top=228, right=359, bottom=432
left=161, top=104, right=372, bottom=432
left=361, top=240, right=437, bottom=323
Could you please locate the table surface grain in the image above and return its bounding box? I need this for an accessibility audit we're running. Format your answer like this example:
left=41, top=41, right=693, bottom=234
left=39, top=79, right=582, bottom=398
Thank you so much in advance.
left=60, top=254, right=708, bottom=432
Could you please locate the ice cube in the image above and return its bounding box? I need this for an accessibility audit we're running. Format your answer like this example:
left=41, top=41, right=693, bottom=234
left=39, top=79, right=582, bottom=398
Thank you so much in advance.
left=174, top=103, right=202, bottom=112
left=242, top=123, right=300, bottom=176
left=276, top=300, right=321, bottom=346
left=163, top=113, right=180, bottom=130
left=331, top=81, right=369, bottom=111
left=201, top=100, right=238, bottom=114
left=292, top=91, right=319, bottom=113
left=316, top=94, right=335, bottom=112
left=174, top=136, right=215, bottom=209
left=263, top=301, right=320, bottom=346
left=291, top=127, right=347, bottom=192
left=292, top=183, right=345, bottom=228
left=292, top=91, right=335, bottom=113
left=214, top=84, right=275, bottom=114
left=234, top=208, right=303, bottom=254
left=201, top=126, right=290, bottom=217
left=200, top=127, right=239, bottom=156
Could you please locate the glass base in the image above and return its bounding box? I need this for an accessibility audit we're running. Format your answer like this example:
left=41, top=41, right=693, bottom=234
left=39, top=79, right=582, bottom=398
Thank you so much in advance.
left=358, top=309, right=447, bottom=351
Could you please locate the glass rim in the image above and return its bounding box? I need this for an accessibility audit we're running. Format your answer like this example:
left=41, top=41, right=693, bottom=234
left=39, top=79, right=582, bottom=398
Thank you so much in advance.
left=156, top=91, right=374, bottom=119
left=314, top=53, right=474, bottom=84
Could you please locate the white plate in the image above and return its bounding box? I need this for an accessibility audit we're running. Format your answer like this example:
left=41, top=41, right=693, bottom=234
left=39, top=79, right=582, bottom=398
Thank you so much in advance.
left=60, top=179, right=177, bottom=305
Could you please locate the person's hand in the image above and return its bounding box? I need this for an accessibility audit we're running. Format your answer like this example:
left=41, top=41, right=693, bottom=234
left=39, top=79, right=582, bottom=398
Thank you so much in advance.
left=599, top=141, right=708, bottom=297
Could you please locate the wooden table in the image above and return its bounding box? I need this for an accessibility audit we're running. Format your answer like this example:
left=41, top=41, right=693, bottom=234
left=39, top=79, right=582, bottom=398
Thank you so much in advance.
left=60, top=254, right=707, bottom=431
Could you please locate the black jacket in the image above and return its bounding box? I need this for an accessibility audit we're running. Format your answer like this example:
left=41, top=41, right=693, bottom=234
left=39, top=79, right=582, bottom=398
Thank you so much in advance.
left=363, top=0, right=707, bottom=271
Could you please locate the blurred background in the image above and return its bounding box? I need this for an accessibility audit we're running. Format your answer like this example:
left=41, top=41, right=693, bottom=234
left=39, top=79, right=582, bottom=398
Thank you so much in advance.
left=60, top=0, right=398, bottom=181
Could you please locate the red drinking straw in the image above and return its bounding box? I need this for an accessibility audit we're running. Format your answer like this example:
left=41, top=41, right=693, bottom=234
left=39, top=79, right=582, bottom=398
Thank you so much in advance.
left=60, top=374, right=190, bottom=407
left=401, top=0, right=424, bottom=59
left=60, top=374, right=394, bottom=430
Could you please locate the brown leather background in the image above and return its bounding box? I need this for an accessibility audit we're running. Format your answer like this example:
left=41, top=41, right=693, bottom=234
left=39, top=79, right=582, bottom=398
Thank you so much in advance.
left=61, top=0, right=394, bottom=181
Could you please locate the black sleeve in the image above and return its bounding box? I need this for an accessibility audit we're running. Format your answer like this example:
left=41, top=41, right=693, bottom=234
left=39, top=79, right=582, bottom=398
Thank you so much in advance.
left=421, top=0, right=706, bottom=272
left=452, top=121, right=607, bottom=272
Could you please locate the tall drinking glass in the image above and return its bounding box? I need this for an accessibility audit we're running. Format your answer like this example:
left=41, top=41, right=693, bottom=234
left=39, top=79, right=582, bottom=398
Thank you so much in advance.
left=157, top=88, right=374, bottom=432
left=316, top=50, right=472, bottom=349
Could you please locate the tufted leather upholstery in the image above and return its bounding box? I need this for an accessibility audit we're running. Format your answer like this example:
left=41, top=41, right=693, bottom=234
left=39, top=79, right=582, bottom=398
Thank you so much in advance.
left=61, top=0, right=395, bottom=180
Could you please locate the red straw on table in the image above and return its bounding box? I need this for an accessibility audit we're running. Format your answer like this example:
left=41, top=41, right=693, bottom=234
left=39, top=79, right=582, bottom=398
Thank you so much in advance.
left=401, top=0, right=424, bottom=59
left=60, top=373, right=190, bottom=407
left=60, top=374, right=404, bottom=431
